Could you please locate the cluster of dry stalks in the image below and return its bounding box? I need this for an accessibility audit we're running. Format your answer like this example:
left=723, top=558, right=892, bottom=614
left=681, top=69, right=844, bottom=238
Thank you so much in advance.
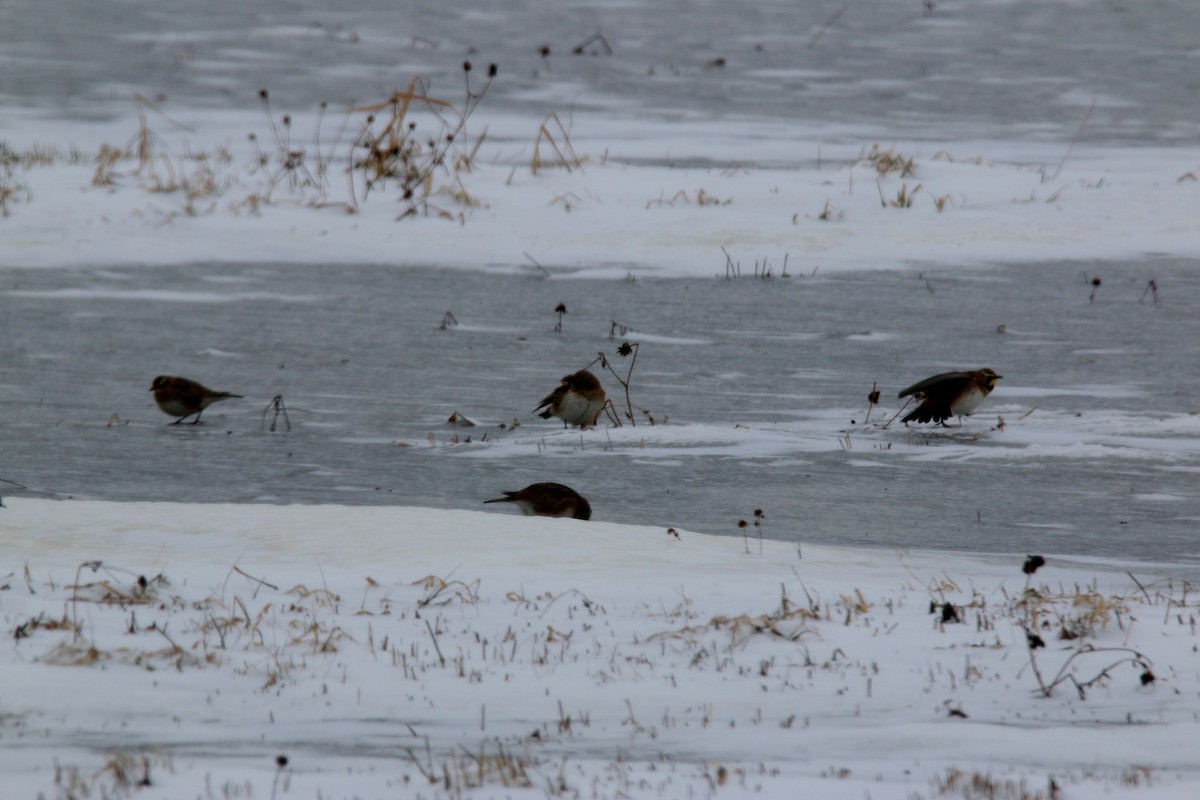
left=0, top=65, right=593, bottom=226
left=0, top=53, right=612, bottom=231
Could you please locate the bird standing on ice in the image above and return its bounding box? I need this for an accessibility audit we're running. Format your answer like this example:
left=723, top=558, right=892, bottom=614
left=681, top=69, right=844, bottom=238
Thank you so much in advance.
left=897, top=368, right=1002, bottom=426
left=150, top=375, right=243, bottom=424
left=534, top=369, right=606, bottom=428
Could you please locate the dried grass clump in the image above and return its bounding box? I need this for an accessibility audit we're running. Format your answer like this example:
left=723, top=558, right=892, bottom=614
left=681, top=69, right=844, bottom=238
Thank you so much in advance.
left=863, top=144, right=916, bottom=177
left=646, top=187, right=728, bottom=208
left=0, top=158, right=32, bottom=217
left=1002, top=558, right=1157, bottom=699
left=653, top=582, right=820, bottom=651
left=414, top=574, right=482, bottom=608
left=53, top=751, right=168, bottom=798
left=0, top=140, right=67, bottom=168
left=406, top=742, right=534, bottom=791
left=349, top=64, right=495, bottom=219
left=68, top=572, right=167, bottom=607
left=11, top=611, right=75, bottom=640
left=83, top=93, right=231, bottom=220
left=879, top=180, right=922, bottom=208
left=933, top=767, right=1057, bottom=800
left=67, top=66, right=498, bottom=222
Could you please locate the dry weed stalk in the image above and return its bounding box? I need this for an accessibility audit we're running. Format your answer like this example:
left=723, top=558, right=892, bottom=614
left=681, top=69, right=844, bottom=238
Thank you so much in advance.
left=1139, top=279, right=1159, bottom=304
left=256, top=90, right=324, bottom=195
left=646, top=188, right=727, bottom=208
left=1043, top=99, right=1095, bottom=183
left=816, top=199, right=840, bottom=221
left=414, top=574, right=482, bottom=608
left=572, top=32, right=613, bottom=55
left=128, top=91, right=174, bottom=173
left=881, top=395, right=916, bottom=430
left=531, top=112, right=583, bottom=174
left=609, top=319, right=634, bottom=339
left=261, top=394, right=291, bottom=432
left=585, top=342, right=656, bottom=427
left=863, top=382, right=881, bottom=424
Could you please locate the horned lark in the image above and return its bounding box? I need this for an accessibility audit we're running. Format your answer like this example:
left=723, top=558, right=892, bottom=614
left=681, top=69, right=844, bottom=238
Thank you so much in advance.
left=534, top=369, right=606, bottom=428
left=897, top=368, right=1002, bottom=426
left=150, top=375, right=243, bottom=424
left=484, top=482, right=592, bottom=520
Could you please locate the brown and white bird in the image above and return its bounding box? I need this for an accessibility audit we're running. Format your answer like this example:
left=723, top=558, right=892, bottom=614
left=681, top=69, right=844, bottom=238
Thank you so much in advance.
left=897, top=368, right=1002, bottom=426
left=484, top=482, right=592, bottom=520
left=534, top=369, right=606, bottom=428
left=150, top=375, right=243, bottom=424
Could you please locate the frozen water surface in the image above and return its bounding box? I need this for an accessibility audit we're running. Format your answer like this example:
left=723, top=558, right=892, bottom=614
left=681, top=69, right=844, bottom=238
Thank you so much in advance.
left=2, top=0, right=1198, bottom=146
left=4, top=259, right=1199, bottom=566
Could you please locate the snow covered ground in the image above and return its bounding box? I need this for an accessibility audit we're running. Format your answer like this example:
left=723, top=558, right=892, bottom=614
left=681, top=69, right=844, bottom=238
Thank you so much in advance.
left=3, top=499, right=1196, bottom=799
left=1, top=108, right=1197, bottom=277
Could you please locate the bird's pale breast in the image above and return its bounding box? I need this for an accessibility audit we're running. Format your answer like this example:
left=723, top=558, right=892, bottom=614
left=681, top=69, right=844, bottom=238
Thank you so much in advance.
left=950, top=386, right=987, bottom=417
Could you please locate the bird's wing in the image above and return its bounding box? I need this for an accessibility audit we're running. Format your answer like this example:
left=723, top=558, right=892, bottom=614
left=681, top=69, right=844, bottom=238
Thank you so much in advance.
left=533, top=385, right=564, bottom=413
left=177, top=383, right=208, bottom=406
left=897, top=371, right=971, bottom=398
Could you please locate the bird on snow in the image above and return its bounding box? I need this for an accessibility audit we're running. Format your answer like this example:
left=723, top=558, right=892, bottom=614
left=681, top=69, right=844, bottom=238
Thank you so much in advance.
left=484, top=482, right=592, bottom=520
